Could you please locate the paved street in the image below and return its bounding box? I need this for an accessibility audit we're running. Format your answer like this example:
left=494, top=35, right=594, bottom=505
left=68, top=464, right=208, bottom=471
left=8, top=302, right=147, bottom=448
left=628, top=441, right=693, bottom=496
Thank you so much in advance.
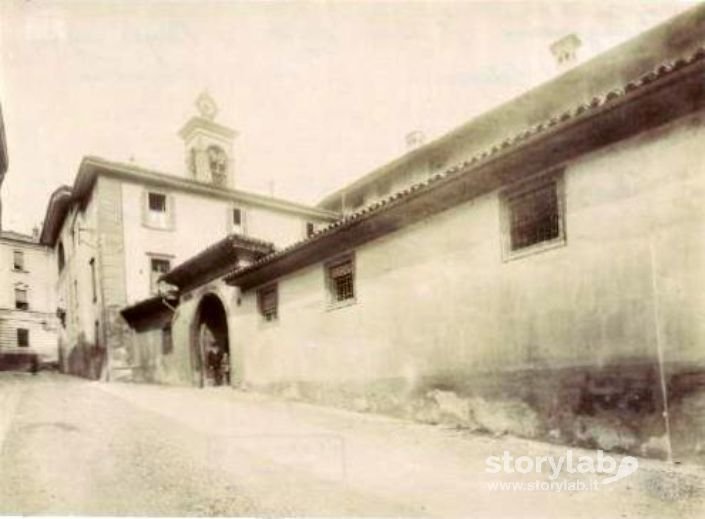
left=0, top=372, right=704, bottom=517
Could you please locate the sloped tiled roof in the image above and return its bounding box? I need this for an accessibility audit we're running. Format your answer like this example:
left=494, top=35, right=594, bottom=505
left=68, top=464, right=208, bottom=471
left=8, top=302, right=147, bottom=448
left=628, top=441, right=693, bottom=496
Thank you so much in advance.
left=160, top=233, right=275, bottom=291
left=318, top=3, right=705, bottom=209
left=39, top=156, right=338, bottom=246
left=226, top=42, right=705, bottom=287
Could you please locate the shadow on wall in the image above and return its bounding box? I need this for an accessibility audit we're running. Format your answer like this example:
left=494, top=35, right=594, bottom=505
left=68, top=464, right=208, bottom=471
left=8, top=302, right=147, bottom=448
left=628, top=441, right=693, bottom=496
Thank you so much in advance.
left=64, top=332, right=106, bottom=381
left=256, top=361, right=705, bottom=464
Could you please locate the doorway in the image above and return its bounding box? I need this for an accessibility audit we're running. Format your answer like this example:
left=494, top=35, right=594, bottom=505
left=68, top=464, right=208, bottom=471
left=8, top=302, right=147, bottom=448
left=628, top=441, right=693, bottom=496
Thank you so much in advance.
left=191, top=293, right=230, bottom=387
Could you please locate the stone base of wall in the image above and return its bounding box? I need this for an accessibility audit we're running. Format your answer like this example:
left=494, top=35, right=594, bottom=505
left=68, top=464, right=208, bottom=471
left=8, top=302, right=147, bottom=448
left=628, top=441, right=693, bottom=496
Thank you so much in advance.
left=248, top=363, right=705, bottom=464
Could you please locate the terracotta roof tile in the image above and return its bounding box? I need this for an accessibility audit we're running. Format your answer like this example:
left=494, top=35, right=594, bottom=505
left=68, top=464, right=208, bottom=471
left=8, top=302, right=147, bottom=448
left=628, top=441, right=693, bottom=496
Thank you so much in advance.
left=226, top=43, right=705, bottom=284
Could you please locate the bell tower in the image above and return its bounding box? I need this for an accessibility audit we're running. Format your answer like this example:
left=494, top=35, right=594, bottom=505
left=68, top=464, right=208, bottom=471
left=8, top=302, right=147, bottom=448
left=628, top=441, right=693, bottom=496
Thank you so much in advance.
left=178, top=91, right=238, bottom=188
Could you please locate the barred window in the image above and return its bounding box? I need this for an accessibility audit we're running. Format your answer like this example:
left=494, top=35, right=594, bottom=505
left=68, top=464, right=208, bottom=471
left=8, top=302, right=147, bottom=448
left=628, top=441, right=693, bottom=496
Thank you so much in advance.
left=504, top=174, right=564, bottom=254
left=257, top=285, right=278, bottom=321
left=327, top=256, right=355, bottom=305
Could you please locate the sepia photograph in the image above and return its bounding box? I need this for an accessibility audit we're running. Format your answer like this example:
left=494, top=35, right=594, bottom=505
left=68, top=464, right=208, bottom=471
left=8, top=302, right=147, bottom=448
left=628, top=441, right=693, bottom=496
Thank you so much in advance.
left=0, top=0, right=704, bottom=517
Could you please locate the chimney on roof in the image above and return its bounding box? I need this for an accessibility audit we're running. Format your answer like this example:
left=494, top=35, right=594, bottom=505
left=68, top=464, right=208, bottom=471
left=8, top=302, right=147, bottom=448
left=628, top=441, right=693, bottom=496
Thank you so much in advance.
left=405, top=130, right=425, bottom=150
left=550, top=34, right=582, bottom=70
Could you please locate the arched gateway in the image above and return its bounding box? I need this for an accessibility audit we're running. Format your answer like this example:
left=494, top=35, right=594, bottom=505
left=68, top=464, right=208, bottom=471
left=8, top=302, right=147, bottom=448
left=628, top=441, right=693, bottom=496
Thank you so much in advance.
left=191, top=293, right=230, bottom=387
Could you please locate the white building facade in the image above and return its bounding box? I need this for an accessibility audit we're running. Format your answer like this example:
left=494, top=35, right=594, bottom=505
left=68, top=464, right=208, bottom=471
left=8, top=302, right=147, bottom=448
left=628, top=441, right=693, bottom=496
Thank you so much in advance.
left=40, top=94, right=337, bottom=379
left=0, top=231, right=59, bottom=368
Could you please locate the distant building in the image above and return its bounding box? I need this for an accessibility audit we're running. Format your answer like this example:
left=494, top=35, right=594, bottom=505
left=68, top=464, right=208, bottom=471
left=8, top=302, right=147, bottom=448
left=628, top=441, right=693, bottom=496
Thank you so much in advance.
left=119, top=4, right=705, bottom=462
left=39, top=93, right=336, bottom=380
left=0, top=230, right=59, bottom=369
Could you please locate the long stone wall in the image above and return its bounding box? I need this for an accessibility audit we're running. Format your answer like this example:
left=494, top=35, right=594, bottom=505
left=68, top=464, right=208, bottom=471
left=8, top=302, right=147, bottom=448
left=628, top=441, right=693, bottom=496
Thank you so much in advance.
left=230, top=112, right=705, bottom=462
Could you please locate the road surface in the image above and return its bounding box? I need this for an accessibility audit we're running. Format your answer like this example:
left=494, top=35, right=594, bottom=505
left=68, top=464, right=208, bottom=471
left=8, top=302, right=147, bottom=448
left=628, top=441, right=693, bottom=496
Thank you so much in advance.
left=0, top=372, right=703, bottom=517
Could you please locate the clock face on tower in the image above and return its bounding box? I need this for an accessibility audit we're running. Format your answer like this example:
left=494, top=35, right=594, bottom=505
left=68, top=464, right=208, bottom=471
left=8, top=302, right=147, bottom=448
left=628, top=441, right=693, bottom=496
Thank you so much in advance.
left=195, top=91, right=218, bottom=120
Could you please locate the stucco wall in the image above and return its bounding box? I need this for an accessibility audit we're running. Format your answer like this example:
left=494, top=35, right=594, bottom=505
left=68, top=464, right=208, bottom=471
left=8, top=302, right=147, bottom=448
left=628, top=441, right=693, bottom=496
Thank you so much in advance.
left=0, top=238, right=59, bottom=362
left=233, top=111, right=705, bottom=405
left=53, top=184, right=107, bottom=377
left=120, top=182, right=324, bottom=306
left=0, top=240, right=55, bottom=312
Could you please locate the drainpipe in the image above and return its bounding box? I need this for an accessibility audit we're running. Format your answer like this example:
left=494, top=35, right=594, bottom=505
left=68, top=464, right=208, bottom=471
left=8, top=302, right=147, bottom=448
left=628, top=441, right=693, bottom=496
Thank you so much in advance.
left=648, top=237, right=673, bottom=463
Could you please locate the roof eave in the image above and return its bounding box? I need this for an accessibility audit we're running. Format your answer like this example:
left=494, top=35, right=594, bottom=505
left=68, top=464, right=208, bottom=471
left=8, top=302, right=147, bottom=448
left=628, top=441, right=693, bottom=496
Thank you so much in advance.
left=229, top=54, right=705, bottom=290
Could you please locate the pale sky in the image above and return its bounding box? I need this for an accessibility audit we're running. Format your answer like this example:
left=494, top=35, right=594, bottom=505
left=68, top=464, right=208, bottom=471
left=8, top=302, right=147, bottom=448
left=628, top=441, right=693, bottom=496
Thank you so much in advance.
left=0, top=0, right=697, bottom=233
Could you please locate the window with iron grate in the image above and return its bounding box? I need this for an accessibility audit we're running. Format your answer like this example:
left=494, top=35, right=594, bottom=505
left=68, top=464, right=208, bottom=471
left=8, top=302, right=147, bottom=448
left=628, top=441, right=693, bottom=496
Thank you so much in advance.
left=257, top=284, right=278, bottom=321
left=502, top=171, right=565, bottom=258
left=326, top=255, right=355, bottom=306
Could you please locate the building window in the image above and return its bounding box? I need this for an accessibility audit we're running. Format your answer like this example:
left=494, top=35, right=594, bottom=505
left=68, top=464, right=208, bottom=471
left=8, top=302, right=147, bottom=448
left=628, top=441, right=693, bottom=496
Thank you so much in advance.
left=144, top=191, right=173, bottom=230
left=503, top=172, right=565, bottom=257
left=13, top=250, right=24, bottom=271
left=57, top=241, right=65, bottom=273
left=89, top=258, right=97, bottom=302
left=149, top=257, right=171, bottom=294
left=162, top=325, right=173, bottom=355
left=230, top=207, right=247, bottom=234
left=15, top=287, right=28, bottom=310
left=305, top=222, right=315, bottom=238
left=257, top=284, right=278, bottom=322
left=326, top=254, right=355, bottom=306
left=148, top=192, right=166, bottom=212
left=17, top=328, right=29, bottom=348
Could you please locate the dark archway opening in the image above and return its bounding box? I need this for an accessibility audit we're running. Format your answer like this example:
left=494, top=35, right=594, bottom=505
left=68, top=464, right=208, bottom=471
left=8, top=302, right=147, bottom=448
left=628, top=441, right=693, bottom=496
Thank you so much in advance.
left=192, top=293, right=230, bottom=387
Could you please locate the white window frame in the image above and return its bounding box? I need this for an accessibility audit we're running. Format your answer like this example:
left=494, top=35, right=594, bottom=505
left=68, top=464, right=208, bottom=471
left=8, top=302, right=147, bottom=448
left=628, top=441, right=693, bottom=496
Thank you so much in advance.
left=229, top=206, right=247, bottom=235
left=143, top=190, right=175, bottom=231
left=500, top=169, right=566, bottom=261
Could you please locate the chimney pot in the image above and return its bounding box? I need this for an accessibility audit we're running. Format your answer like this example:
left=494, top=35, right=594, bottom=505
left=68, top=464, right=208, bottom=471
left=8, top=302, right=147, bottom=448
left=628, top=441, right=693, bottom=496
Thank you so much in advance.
left=405, top=130, right=425, bottom=150
left=550, top=34, right=582, bottom=70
